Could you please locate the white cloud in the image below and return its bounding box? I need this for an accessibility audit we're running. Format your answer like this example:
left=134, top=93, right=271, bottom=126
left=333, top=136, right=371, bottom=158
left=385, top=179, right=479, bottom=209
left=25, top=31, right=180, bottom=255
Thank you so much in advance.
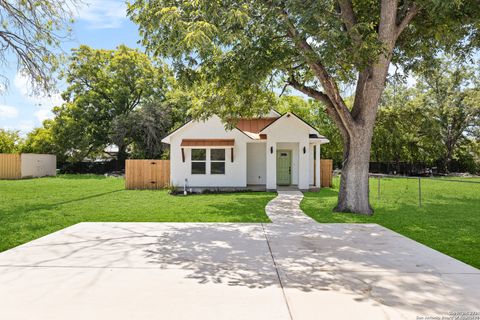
left=14, top=72, right=63, bottom=123
left=13, top=72, right=29, bottom=96
left=14, top=73, right=63, bottom=106
left=75, top=0, right=127, bottom=29
left=17, top=121, right=35, bottom=136
left=13, top=73, right=64, bottom=127
left=0, top=105, right=19, bottom=118
left=35, top=109, right=54, bottom=123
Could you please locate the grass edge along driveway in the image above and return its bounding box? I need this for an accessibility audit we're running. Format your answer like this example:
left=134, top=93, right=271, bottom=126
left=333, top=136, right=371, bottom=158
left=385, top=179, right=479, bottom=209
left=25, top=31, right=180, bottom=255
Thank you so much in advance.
left=301, top=177, right=480, bottom=269
left=0, top=175, right=275, bottom=252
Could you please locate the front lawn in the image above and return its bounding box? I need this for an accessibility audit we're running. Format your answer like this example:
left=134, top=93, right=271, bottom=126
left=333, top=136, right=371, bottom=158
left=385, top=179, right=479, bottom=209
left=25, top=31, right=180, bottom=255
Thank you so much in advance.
left=301, top=177, right=480, bottom=269
left=0, top=175, right=274, bottom=252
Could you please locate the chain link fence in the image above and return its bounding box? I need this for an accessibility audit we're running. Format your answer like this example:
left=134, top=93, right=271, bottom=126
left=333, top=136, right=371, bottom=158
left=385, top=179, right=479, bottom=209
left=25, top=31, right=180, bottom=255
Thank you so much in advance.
left=367, top=174, right=480, bottom=207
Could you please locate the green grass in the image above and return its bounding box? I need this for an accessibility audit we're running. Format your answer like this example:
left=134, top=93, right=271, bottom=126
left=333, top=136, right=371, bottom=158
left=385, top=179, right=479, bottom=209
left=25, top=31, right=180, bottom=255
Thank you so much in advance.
left=0, top=175, right=274, bottom=252
left=301, top=177, right=480, bottom=269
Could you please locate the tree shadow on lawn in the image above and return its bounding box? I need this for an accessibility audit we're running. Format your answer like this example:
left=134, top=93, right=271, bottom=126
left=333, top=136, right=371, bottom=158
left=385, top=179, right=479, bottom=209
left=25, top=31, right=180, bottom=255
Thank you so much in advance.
left=3, top=189, right=124, bottom=217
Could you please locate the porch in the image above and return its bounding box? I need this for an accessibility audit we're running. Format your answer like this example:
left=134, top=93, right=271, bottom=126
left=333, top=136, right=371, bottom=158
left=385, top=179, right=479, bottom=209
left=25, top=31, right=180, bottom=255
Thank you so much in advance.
left=246, top=141, right=324, bottom=191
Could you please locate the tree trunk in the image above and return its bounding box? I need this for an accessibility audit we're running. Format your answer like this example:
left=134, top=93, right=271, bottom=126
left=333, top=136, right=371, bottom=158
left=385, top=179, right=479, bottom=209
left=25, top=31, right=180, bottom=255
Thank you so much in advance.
left=335, top=133, right=374, bottom=215
left=116, top=145, right=128, bottom=171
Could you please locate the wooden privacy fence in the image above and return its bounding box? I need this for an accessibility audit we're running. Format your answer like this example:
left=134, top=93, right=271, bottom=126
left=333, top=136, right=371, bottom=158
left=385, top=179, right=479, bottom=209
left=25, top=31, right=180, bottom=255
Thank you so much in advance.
left=125, top=160, right=170, bottom=190
left=314, top=159, right=333, bottom=188
left=0, top=154, right=21, bottom=179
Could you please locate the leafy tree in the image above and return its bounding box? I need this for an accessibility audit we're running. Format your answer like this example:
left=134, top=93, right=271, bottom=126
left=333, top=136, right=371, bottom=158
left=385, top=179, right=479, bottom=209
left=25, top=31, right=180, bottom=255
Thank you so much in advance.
left=373, top=84, right=439, bottom=170
left=22, top=120, right=60, bottom=157
left=128, top=0, right=479, bottom=214
left=0, top=0, right=78, bottom=93
left=127, top=100, right=173, bottom=159
left=110, top=92, right=191, bottom=159
left=0, top=129, right=23, bottom=153
left=58, top=45, right=172, bottom=162
left=417, top=58, right=480, bottom=172
left=372, top=60, right=480, bottom=174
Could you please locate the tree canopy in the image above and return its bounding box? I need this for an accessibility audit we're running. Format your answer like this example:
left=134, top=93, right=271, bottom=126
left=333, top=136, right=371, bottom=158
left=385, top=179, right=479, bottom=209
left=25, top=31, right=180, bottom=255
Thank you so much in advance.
left=25, top=45, right=191, bottom=163
left=55, top=45, right=172, bottom=161
left=128, top=0, right=479, bottom=118
left=0, top=129, right=23, bottom=153
left=128, top=0, right=480, bottom=214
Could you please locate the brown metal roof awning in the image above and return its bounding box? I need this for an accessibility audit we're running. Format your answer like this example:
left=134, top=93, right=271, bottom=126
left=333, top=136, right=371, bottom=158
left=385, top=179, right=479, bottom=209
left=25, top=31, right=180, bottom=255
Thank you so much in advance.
left=180, top=139, right=235, bottom=147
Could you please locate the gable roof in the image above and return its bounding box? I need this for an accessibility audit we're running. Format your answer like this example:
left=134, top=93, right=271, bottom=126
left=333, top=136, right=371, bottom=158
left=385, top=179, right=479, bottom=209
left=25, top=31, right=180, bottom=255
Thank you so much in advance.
left=161, top=116, right=252, bottom=144
left=161, top=110, right=328, bottom=144
left=259, top=112, right=320, bottom=135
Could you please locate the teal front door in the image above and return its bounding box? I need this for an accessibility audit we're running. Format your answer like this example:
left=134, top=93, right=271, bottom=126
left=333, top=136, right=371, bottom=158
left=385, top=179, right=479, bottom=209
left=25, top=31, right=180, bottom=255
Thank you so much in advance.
left=276, top=150, right=292, bottom=186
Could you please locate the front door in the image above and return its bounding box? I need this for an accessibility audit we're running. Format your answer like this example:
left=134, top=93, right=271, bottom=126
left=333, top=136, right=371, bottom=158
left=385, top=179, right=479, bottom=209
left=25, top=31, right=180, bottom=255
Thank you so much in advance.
left=276, top=150, right=291, bottom=186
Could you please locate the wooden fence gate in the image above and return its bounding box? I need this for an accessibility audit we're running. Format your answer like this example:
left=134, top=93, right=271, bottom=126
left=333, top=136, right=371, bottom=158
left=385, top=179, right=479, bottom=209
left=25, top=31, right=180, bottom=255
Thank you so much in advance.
left=125, top=160, right=170, bottom=190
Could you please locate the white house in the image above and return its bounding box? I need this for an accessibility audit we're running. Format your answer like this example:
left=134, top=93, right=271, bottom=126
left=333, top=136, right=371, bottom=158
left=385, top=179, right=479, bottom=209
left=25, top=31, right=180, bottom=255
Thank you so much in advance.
left=161, top=110, right=329, bottom=191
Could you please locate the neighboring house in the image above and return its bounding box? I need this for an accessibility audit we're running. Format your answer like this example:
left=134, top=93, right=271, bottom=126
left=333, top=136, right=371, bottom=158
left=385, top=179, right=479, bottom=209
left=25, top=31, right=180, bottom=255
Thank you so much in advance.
left=161, top=110, right=329, bottom=191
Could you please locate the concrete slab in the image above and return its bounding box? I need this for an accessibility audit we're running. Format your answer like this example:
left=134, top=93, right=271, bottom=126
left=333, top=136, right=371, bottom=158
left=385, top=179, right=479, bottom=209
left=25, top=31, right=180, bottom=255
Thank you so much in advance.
left=0, top=223, right=271, bottom=270
left=0, top=191, right=479, bottom=320
left=0, top=222, right=291, bottom=320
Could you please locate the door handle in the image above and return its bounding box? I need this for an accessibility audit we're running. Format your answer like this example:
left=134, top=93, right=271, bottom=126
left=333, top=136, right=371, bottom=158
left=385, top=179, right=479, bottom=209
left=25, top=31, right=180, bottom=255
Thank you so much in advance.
left=289, top=167, right=291, bottom=174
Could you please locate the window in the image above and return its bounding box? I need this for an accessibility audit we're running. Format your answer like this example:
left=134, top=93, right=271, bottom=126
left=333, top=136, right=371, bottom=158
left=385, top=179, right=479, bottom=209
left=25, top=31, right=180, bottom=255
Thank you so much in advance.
left=191, top=149, right=206, bottom=174
left=210, top=149, right=225, bottom=174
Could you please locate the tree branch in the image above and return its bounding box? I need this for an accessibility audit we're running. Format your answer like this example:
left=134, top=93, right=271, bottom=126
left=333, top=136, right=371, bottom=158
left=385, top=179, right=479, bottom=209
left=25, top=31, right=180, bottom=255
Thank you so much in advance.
left=337, top=0, right=361, bottom=45
left=378, top=0, right=398, bottom=44
left=278, top=9, right=356, bottom=136
left=287, top=77, right=350, bottom=141
left=396, top=3, right=419, bottom=39
left=287, top=77, right=330, bottom=104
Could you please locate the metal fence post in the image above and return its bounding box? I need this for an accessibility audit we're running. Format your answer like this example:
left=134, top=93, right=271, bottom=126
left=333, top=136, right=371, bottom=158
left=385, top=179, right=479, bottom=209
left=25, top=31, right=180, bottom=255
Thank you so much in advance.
left=377, top=176, right=381, bottom=200
left=418, top=177, right=422, bottom=207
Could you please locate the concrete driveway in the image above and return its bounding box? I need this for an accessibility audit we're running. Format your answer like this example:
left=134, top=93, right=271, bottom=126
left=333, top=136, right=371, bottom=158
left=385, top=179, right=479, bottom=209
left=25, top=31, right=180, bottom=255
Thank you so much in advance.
left=0, top=191, right=479, bottom=319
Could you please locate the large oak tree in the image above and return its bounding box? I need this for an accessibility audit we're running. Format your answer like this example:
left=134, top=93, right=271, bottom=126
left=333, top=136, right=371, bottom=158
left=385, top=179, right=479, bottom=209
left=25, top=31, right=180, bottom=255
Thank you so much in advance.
left=58, top=45, right=171, bottom=161
left=128, top=0, right=479, bottom=214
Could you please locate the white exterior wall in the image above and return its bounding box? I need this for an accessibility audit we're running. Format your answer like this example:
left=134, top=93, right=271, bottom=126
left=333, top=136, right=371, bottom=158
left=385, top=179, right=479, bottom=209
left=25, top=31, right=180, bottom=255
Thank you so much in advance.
left=315, top=143, right=321, bottom=188
left=262, top=115, right=310, bottom=190
left=20, top=154, right=56, bottom=178
left=169, top=116, right=250, bottom=188
left=266, top=139, right=277, bottom=189
left=309, top=144, right=315, bottom=185
left=247, top=143, right=266, bottom=185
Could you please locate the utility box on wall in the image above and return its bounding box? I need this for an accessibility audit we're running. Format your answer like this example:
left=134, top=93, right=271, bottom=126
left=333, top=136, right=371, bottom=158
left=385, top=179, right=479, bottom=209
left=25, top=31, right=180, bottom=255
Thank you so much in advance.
left=0, top=154, right=57, bottom=179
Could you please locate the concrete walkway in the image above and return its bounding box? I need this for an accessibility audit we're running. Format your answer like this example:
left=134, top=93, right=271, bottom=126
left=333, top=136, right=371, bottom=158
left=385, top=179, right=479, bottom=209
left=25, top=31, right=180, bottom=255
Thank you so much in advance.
left=0, top=191, right=479, bottom=319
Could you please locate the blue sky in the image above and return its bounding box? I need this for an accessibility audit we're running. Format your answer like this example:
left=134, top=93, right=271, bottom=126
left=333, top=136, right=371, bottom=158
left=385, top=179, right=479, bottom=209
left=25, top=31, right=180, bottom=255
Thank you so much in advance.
left=0, top=0, right=141, bottom=134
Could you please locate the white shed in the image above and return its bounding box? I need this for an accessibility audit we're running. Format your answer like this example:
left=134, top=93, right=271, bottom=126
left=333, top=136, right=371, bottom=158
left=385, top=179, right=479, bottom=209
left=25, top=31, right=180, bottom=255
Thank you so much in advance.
left=0, top=153, right=57, bottom=179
